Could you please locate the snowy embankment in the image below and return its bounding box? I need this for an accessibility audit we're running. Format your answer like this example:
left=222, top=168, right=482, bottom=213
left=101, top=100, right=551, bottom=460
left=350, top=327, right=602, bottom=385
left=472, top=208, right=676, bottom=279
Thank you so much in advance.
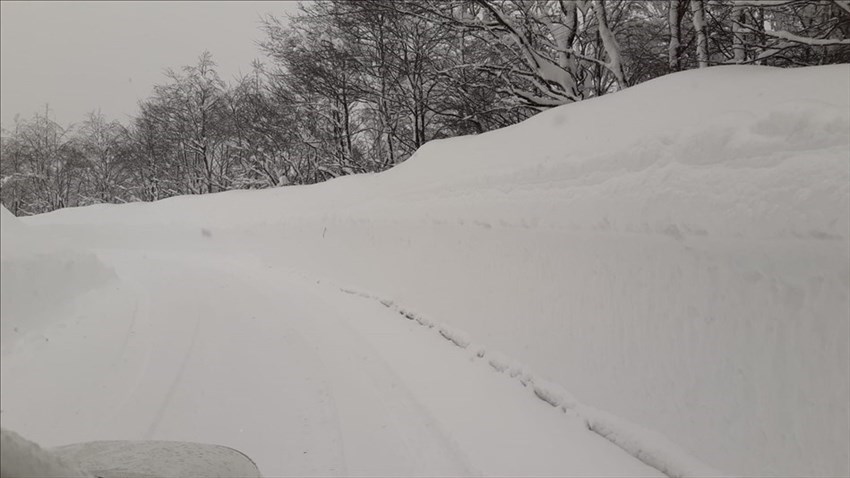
left=0, top=208, right=115, bottom=356
left=19, top=65, right=850, bottom=477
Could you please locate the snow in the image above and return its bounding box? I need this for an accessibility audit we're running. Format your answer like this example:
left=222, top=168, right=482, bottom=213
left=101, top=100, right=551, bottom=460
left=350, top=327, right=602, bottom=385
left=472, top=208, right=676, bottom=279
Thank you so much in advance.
left=3, top=65, right=849, bottom=477
left=0, top=428, right=88, bottom=478
left=1, top=205, right=116, bottom=357
left=0, top=248, right=662, bottom=477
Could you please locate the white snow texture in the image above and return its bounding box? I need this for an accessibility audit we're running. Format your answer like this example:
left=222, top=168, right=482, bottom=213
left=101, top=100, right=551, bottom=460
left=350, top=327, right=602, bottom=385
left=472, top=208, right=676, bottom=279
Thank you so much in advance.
left=2, top=65, right=848, bottom=477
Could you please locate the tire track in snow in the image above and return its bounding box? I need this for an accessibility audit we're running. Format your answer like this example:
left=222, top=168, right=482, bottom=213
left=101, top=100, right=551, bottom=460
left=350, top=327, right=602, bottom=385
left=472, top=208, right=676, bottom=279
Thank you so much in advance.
left=112, top=251, right=473, bottom=476
left=143, top=313, right=202, bottom=440
left=115, top=301, right=139, bottom=360
left=104, top=279, right=156, bottom=429
left=339, top=286, right=725, bottom=478
left=265, top=279, right=478, bottom=476
left=101, top=298, right=145, bottom=425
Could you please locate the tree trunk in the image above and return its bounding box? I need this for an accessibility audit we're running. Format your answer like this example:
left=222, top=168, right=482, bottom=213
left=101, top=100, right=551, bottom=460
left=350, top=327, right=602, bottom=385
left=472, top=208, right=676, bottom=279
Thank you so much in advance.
left=732, top=2, right=746, bottom=63
left=669, top=0, right=683, bottom=70
left=691, top=0, right=709, bottom=68
left=593, top=0, right=626, bottom=89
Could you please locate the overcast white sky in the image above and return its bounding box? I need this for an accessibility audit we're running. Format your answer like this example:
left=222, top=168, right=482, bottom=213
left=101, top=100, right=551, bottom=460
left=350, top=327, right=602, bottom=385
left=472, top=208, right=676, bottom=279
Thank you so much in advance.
left=1, top=1, right=300, bottom=128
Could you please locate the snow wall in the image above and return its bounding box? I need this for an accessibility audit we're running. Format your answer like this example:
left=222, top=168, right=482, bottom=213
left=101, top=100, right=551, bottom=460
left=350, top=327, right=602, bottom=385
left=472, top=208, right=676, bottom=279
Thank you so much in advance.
left=1, top=207, right=115, bottom=354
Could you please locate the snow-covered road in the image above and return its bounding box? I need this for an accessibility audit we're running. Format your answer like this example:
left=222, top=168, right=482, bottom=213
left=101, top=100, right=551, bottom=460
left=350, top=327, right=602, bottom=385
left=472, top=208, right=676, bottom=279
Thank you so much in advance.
left=1, top=246, right=662, bottom=477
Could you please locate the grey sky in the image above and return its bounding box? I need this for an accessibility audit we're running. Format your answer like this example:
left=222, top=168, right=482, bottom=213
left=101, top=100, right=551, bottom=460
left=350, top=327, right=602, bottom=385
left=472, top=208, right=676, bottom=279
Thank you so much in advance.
left=1, top=1, right=300, bottom=128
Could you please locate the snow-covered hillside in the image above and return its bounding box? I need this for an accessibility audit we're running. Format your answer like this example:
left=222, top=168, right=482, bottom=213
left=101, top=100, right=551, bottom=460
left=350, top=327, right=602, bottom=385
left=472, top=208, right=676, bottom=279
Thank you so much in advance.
left=5, top=65, right=849, bottom=477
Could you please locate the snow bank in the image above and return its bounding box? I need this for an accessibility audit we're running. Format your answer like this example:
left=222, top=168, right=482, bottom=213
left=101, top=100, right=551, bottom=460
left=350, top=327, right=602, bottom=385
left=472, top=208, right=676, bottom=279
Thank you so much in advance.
left=0, top=428, right=89, bottom=478
left=1, top=205, right=29, bottom=260
left=270, top=66, right=849, bottom=477
left=22, top=65, right=850, bottom=477
left=1, top=207, right=115, bottom=354
left=1, top=205, right=20, bottom=228
left=33, top=66, right=848, bottom=243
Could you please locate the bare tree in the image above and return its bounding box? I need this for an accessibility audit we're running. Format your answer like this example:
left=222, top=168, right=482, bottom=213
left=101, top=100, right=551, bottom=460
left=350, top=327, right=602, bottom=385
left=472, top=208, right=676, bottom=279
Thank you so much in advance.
left=76, top=110, right=131, bottom=204
left=691, top=0, right=710, bottom=67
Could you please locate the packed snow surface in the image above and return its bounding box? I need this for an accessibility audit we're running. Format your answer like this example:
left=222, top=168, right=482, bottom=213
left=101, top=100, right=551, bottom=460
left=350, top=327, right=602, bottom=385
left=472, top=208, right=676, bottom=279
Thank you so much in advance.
left=3, top=65, right=849, bottom=477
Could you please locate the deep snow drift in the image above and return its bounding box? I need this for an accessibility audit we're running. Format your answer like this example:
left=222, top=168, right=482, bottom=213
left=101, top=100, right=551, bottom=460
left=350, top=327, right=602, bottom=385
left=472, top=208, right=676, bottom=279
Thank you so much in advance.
left=7, top=65, right=850, bottom=477
left=1, top=206, right=115, bottom=356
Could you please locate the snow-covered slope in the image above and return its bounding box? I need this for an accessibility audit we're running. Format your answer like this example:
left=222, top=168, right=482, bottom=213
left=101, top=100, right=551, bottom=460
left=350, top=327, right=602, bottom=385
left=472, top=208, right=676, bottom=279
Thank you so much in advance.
left=1, top=206, right=115, bottom=356
left=14, top=65, right=850, bottom=477
left=35, top=65, right=849, bottom=241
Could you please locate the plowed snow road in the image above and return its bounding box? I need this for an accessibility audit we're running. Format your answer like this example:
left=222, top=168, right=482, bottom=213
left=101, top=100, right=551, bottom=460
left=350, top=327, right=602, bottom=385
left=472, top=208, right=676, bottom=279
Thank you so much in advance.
left=1, top=248, right=662, bottom=476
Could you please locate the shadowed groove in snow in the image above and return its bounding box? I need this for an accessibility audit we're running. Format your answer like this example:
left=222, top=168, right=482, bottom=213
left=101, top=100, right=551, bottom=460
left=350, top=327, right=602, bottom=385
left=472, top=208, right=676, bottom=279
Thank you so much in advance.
left=340, top=285, right=725, bottom=478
